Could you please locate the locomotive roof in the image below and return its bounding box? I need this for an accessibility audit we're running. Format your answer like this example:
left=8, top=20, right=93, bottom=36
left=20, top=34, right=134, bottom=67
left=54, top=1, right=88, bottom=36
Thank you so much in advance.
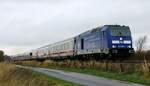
left=78, top=26, right=103, bottom=37
left=97, top=25, right=127, bottom=27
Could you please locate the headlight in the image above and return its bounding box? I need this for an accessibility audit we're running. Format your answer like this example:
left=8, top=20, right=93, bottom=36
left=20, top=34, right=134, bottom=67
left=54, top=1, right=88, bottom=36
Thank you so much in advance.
left=112, top=45, right=116, bottom=48
left=128, top=45, right=131, bottom=48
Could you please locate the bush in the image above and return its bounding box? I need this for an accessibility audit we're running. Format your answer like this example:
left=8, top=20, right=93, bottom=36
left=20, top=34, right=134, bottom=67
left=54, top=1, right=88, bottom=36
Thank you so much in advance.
left=0, top=50, right=4, bottom=62
left=129, top=50, right=150, bottom=60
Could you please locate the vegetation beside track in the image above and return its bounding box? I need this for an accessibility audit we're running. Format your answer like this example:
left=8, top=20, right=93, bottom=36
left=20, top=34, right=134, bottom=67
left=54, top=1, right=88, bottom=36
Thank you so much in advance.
left=0, top=63, right=81, bottom=86
left=15, top=59, right=150, bottom=86
left=0, top=50, right=4, bottom=62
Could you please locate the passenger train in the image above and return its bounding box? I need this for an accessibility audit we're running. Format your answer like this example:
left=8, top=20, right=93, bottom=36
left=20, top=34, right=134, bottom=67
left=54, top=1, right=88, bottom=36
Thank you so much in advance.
left=13, top=25, right=134, bottom=61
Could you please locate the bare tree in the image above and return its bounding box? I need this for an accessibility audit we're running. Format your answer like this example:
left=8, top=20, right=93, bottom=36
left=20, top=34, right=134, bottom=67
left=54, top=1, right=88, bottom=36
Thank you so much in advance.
left=135, top=36, right=147, bottom=52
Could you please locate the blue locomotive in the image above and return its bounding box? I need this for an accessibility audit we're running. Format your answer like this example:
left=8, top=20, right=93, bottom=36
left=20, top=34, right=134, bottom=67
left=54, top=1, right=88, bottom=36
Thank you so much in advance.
left=13, top=25, right=134, bottom=61
left=75, top=25, right=134, bottom=59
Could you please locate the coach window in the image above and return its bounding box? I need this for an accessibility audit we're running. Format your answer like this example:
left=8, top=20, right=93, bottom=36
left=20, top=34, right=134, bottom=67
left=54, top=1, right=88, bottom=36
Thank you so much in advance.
left=81, top=38, right=84, bottom=50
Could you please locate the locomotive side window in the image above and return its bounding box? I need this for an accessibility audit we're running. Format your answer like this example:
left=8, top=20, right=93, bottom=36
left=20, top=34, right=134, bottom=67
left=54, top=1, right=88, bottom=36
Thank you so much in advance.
left=81, top=39, right=84, bottom=50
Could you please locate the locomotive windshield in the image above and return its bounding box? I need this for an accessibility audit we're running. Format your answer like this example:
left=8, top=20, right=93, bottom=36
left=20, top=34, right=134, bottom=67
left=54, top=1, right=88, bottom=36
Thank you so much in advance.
left=110, top=26, right=131, bottom=36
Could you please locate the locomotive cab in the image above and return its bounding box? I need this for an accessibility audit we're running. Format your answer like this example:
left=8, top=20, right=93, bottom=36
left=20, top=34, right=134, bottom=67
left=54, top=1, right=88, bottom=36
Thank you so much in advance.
left=107, top=25, right=134, bottom=56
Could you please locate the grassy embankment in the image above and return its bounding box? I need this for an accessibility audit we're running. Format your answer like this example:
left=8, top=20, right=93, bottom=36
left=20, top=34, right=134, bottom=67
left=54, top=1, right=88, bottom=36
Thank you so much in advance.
left=15, top=58, right=150, bottom=86
left=0, top=63, right=80, bottom=86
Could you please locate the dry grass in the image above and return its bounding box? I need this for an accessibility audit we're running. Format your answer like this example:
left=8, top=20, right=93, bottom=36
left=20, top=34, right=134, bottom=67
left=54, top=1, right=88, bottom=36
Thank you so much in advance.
left=15, top=58, right=150, bottom=80
left=14, top=60, right=150, bottom=85
left=0, top=62, right=78, bottom=86
left=0, top=63, right=15, bottom=80
left=14, top=52, right=150, bottom=85
left=16, top=60, right=140, bottom=74
left=0, top=62, right=55, bottom=86
left=130, top=51, right=150, bottom=79
left=141, top=59, right=150, bottom=80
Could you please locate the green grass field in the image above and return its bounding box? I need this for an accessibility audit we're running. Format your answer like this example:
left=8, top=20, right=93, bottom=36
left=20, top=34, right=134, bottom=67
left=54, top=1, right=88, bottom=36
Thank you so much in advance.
left=49, top=67, right=150, bottom=85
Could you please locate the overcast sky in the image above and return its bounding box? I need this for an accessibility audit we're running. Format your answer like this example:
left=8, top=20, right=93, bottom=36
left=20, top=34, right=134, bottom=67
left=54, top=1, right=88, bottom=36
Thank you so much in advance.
left=0, top=0, right=150, bottom=55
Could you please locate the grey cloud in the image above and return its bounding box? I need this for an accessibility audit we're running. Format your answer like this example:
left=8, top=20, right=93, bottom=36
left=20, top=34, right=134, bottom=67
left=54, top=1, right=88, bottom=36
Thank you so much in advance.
left=0, top=0, right=150, bottom=55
